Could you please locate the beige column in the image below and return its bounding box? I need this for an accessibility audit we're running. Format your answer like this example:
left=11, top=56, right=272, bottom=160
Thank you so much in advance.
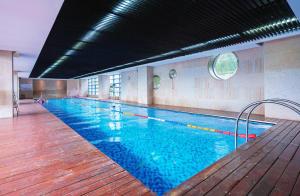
left=67, top=79, right=80, bottom=97
left=98, top=75, right=110, bottom=99
left=264, top=35, right=300, bottom=120
left=120, top=70, right=138, bottom=102
left=138, top=66, right=153, bottom=105
left=0, top=50, right=13, bottom=118
left=79, top=79, right=88, bottom=97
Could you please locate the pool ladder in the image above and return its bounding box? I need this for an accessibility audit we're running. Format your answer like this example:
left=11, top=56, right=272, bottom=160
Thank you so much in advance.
left=234, top=98, right=300, bottom=149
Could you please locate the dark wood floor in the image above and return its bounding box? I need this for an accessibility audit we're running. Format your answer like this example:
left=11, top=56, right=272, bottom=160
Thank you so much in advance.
left=167, top=119, right=300, bottom=196
left=0, top=101, right=153, bottom=195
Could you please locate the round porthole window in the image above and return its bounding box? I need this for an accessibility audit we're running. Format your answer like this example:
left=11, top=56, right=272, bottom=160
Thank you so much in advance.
left=153, top=75, right=160, bottom=90
left=209, top=52, right=238, bottom=80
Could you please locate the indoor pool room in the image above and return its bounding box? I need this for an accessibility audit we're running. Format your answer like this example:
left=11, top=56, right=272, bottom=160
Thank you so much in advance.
left=1, top=1, right=300, bottom=196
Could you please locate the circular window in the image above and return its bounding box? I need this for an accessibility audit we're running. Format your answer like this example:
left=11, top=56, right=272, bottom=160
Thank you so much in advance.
left=209, top=52, right=238, bottom=80
left=153, top=75, right=160, bottom=90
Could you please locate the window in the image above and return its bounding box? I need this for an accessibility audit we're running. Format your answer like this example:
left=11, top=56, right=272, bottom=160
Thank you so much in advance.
left=88, top=77, right=99, bottom=96
left=109, top=74, right=121, bottom=99
left=153, top=75, right=160, bottom=90
left=209, top=52, right=238, bottom=80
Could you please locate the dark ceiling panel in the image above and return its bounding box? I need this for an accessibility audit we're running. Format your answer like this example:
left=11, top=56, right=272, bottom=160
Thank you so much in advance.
left=30, top=0, right=300, bottom=78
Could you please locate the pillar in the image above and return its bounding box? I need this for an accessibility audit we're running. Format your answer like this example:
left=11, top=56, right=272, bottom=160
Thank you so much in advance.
left=67, top=79, right=80, bottom=97
left=98, top=75, right=110, bottom=99
left=79, top=79, right=88, bottom=97
left=0, top=50, right=13, bottom=118
left=138, top=66, right=153, bottom=105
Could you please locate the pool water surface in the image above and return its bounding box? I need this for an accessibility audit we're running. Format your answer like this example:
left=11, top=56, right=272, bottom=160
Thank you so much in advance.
left=43, top=98, right=273, bottom=195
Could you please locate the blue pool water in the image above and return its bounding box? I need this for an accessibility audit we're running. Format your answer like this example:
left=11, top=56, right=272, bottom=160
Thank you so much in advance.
left=43, top=98, right=273, bottom=195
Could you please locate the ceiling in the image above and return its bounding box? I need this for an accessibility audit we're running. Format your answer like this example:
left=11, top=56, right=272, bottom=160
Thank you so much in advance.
left=0, top=0, right=64, bottom=78
left=30, top=0, right=300, bottom=79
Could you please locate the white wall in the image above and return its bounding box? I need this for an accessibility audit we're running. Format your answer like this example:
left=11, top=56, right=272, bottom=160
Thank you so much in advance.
left=138, top=66, right=153, bottom=105
left=67, top=79, right=89, bottom=97
left=120, top=70, right=138, bottom=102
left=0, top=50, right=13, bottom=118
left=153, top=47, right=264, bottom=114
left=79, top=79, right=88, bottom=97
left=67, top=79, right=80, bottom=97
left=120, top=67, right=153, bottom=104
left=98, top=75, right=110, bottom=100
left=93, top=35, right=300, bottom=120
left=264, top=36, right=300, bottom=120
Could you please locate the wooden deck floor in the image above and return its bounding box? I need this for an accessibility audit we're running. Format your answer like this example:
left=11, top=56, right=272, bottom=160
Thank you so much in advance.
left=0, top=101, right=153, bottom=195
left=167, top=119, right=300, bottom=196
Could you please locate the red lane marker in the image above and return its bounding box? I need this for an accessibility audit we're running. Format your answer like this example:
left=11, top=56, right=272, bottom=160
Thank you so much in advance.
left=239, top=134, right=246, bottom=138
left=239, top=134, right=256, bottom=138
left=218, top=130, right=257, bottom=138
left=134, top=114, right=148, bottom=118
left=130, top=112, right=258, bottom=139
left=248, top=134, right=256, bottom=138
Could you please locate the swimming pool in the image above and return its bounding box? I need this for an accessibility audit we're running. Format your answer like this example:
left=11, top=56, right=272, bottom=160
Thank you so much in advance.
left=43, top=98, right=273, bottom=195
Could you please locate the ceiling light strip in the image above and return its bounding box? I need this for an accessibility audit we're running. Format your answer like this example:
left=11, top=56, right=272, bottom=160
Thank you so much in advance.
left=41, top=14, right=300, bottom=78
left=72, top=17, right=300, bottom=79
left=38, top=0, right=138, bottom=78
left=243, top=17, right=298, bottom=35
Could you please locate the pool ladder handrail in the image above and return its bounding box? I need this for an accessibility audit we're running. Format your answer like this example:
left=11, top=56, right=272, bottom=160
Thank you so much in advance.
left=234, top=98, right=300, bottom=149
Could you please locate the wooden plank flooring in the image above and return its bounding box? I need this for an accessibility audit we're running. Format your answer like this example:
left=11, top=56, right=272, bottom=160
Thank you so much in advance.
left=0, top=101, right=153, bottom=195
left=167, top=120, right=300, bottom=196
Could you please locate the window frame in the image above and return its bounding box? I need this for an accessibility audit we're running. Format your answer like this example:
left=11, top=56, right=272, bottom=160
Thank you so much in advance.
left=109, top=74, right=121, bottom=99
left=88, top=77, right=99, bottom=96
left=153, top=75, right=161, bottom=90
left=208, top=52, right=239, bottom=80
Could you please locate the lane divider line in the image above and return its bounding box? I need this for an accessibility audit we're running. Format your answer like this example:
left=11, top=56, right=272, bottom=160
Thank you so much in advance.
left=90, top=106, right=256, bottom=139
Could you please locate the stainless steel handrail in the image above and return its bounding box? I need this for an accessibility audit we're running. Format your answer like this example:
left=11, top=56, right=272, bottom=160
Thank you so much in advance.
left=235, top=99, right=290, bottom=143
left=234, top=99, right=300, bottom=148
left=245, top=99, right=300, bottom=142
